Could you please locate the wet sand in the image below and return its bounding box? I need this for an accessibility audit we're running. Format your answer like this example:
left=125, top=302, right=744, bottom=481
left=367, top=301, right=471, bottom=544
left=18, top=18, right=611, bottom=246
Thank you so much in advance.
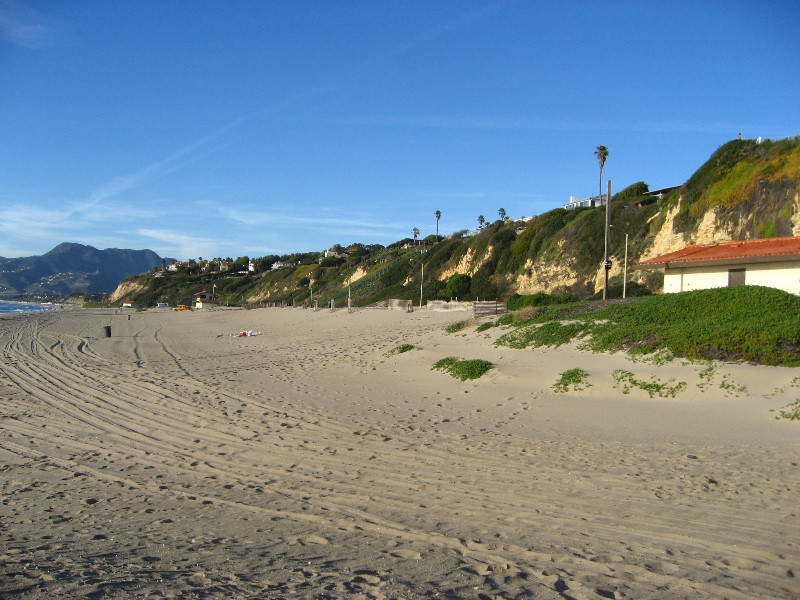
left=1, top=306, right=798, bottom=599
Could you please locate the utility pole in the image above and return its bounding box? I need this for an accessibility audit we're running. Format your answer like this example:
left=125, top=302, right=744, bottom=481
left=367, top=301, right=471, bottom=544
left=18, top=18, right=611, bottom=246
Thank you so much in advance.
left=623, top=232, right=628, bottom=299
left=603, top=180, right=611, bottom=300
left=420, top=263, right=424, bottom=308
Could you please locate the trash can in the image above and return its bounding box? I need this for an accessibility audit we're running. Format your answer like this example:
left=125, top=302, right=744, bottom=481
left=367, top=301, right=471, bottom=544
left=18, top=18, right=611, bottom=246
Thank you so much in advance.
left=104, top=326, right=111, bottom=338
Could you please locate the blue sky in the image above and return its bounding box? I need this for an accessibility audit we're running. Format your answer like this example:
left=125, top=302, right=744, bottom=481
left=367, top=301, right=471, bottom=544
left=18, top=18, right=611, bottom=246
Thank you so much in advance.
left=1, top=0, right=799, bottom=260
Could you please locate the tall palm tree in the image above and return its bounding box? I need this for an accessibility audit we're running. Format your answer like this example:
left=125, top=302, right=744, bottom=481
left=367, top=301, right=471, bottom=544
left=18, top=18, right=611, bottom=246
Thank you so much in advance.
left=478, top=215, right=485, bottom=228
left=412, top=227, right=419, bottom=245
left=595, top=144, right=610, bottom=299
left=434, top=210, right=441, bottom=237
left=498, top=207, right=506, bottom=221
left=595, top=145, right=609, bottom=204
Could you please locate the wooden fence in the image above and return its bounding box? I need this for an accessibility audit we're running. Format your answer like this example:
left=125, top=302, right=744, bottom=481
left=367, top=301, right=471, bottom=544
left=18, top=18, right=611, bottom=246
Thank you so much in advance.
left=472, top=300, right=508, bottom=318
left=426, top=300, right=472, bottom=312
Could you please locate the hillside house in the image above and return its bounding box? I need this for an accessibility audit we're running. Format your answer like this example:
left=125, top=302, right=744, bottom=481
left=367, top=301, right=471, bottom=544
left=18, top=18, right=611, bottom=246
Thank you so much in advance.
left=634, top=237, right=800, bottom=295
left=564, top=185, right=680, bottom=210
left=167, top=261, right=191, bottom=272
left=564, top=194, right=608, bottom=210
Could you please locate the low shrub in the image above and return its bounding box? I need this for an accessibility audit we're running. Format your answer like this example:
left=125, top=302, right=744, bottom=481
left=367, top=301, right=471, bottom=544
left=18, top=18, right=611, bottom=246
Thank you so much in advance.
left=496, top=313, right=513, bottom=326
left=445, top=320, right=469, bottom=334
left=776, top=399, right=800, bottom=421
left=385, top=344, right=414, bottom=356
left=513, top=305, right=538, bottom=323
left=612, top=369, right=687, bottom=398
left=553, top=368, right=591, bottom=393
left=432, top=357, right=493, bottom=380
left=496, top=321, right=588, bottom=350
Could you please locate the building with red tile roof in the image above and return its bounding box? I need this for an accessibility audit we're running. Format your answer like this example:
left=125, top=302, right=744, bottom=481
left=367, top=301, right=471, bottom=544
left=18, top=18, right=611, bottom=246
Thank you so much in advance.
left=634, top=237, right=800, bottom=294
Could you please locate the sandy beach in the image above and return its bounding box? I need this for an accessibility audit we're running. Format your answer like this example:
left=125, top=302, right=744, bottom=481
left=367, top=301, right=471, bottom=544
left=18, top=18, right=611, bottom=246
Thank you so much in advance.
left=1, top=306, right=798, bottom=599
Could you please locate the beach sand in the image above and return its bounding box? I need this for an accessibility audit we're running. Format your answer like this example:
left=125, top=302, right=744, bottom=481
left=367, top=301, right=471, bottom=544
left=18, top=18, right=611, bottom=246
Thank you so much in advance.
left=1, top=306, right=798, bottom=599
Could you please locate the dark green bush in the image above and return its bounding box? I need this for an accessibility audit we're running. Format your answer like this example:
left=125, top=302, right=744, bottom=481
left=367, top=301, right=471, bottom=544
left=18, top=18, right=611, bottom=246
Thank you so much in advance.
left=507, top=291, right=580, bottom=310
left=445, top=274, right=472, bottom=299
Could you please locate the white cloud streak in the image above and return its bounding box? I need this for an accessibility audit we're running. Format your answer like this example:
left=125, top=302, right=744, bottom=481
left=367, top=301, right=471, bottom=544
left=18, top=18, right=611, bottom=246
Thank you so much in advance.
left=222, top=207, right=401, bottom=232
left=0, top=1, right=47, bottom=48
left=135, top=229, right=242, bottom=260
left=65, top=116, right=249, bottom=220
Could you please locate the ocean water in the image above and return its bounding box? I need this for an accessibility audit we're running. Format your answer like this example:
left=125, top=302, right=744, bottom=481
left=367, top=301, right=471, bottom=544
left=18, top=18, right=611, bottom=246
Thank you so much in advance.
left=0, top=301, right=58, bottom=314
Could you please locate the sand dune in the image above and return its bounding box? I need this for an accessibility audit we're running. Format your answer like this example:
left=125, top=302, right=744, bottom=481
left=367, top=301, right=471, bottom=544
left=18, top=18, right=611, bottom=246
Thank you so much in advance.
left=1, top=306, right=798, bottom=599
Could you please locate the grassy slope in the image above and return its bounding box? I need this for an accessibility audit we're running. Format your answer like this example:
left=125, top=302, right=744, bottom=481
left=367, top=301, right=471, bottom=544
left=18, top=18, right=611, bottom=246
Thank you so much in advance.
left=495, top=286, right=800, bottom=367
left=672, top=137, right=800, bottom=234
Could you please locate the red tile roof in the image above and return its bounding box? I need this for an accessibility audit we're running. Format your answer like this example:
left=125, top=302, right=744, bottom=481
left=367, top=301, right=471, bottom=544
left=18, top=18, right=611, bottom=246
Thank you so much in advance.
left=636, top=237, right=800, bottom=268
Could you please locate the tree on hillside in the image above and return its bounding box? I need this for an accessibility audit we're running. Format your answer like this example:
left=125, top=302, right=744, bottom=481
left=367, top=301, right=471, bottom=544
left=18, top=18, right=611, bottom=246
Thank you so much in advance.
left=435, top=210, right=441, bottom=237
left=595, top=145, right=609, bottom=202
left=498, top=207, right=506, bottom=221
left=478, top=215, right=485, bottom=228
left=445, top=274, right=471, bottom=299
left=595, top=144, right=610, bottom=300
left=412, top=227, right=420, bottom=244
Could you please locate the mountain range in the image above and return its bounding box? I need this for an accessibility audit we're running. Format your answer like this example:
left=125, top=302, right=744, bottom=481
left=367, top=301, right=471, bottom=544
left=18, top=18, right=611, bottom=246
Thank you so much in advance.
left=0, top=243, right=166, bottom=298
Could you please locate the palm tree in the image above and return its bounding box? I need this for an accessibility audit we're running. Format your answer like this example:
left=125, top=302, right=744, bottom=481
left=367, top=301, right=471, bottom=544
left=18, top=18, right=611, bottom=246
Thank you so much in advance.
left=478, top=215, right=485, bottom=228
left=595, top=144, right=610, bottom=299
left=412, top=227, right=419, bottom=245
left=434, top=210, right=441, bottom=238
left=595, top=145, right=609, bottom=204
left=498, top=207, right=506, bottom=221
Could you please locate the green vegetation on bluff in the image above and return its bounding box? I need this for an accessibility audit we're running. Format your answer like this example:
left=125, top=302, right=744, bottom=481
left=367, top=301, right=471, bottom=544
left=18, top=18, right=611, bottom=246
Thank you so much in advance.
left=495, top=286, right=800, bottom=367
left=111, top=137, right=799, bottom=310
left=671, top=137, right=800, bottom=236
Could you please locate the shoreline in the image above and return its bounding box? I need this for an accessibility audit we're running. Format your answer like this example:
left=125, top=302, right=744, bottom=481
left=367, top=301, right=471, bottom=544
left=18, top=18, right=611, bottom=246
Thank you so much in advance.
left=1, top=307, right=798, bottom=599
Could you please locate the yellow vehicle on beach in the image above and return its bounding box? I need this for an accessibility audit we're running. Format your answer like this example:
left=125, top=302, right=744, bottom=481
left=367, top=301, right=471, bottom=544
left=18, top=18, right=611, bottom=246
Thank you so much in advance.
left=173, top=305, right=187, bottom=311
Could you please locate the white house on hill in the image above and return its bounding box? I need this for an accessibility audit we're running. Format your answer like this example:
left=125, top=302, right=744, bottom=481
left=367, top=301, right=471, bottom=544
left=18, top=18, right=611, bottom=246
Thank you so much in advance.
left=634, top=237, right=800, bottom=295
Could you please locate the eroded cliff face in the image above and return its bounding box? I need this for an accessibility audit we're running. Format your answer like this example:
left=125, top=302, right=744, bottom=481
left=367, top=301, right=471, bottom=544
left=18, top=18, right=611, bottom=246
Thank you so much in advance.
left=346, top=266, right=368, bottom=286
left=518, top=182, right=800, bottom=296
left=109, top=279, right=148, bottom=303
left=794, top=191, right=800, bottom=235
left=515, top=240, right=580, bottom=294
left=437, top=246, right=493, bottom=281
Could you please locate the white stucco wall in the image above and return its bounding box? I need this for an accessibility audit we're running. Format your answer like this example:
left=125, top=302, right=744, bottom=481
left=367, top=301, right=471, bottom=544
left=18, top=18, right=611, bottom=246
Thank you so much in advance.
left=663, top=260, right=800, bottom=294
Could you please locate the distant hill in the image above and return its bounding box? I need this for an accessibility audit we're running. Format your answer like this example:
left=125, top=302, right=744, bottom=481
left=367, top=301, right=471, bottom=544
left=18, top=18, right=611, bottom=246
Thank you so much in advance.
left=0, top=243, right=166, bottom=298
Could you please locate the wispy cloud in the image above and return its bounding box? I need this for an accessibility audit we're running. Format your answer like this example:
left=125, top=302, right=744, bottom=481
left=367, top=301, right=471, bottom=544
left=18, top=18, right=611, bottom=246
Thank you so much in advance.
left=0, top=0, right=56, bottom=49
left=65, top=116, right=249, bottom=220
left=135, top=229, right=241, bottom=260
left=222, top=207, right=401, bottom=232
left=0, top=204, right=75, bottom=239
